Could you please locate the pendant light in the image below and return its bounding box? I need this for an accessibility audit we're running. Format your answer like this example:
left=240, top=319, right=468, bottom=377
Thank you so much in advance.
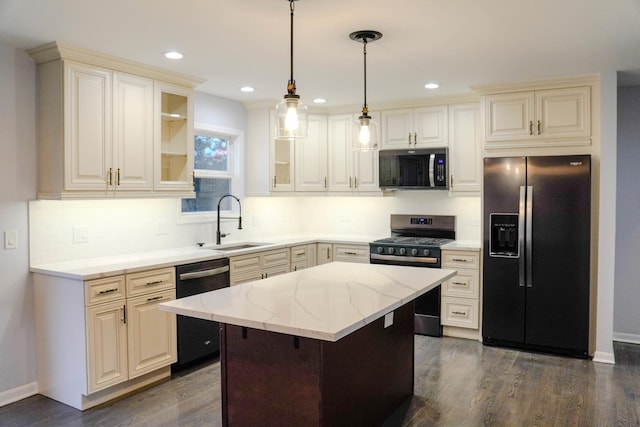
left=275, top=0, right=308, bottom=140
left=350, top=30, right=382, bottom=151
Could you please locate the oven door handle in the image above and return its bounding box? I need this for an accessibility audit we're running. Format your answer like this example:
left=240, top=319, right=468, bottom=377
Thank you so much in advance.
left=370, top=254, right=439, bottom=264
left=179, top=265, right=230, bottom=281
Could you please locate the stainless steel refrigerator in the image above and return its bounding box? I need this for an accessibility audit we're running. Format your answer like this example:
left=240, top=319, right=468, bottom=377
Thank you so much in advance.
left=482, top=155, right=590, bottom=358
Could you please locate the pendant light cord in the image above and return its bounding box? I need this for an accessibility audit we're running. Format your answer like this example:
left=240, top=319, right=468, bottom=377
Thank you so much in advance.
left=288, top=0, right=296, bottom=94
left=362, top=37, right=368, bottom=113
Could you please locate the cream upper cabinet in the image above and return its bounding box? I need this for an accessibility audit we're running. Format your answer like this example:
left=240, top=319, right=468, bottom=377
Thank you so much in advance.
left=295, top=115, right=328, bottom=191
left=113, top=72, right=154, bottom=190
left=327, top=113, right=379, bottom=192
left=64, top=62, right=113, bottom=192
left=448, top=103, right=482, bottom=193
left=484, top=87, right=590, bottom=146
left=154, top=82, right=194, bottom=193
left=28, top=42, right=202, bottom=199
left=381, top=106, right=448, bottom=149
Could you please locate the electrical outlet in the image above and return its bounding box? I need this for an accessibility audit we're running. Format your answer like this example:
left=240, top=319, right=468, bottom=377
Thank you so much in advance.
left=73, top=225, right=88, bottom=243
left=4, top=230, right=17, bottom=249
left=156, top=220, right=168, bottom=236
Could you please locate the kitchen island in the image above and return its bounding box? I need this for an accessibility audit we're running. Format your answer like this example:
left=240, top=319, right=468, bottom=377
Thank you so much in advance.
left=160, top=262, right=456, bottom=426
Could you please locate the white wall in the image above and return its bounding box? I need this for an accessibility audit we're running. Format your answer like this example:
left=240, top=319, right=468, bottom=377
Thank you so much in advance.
left=0, top=45, right=38, bottom=403
left=614, top=85, right=640, bottom=344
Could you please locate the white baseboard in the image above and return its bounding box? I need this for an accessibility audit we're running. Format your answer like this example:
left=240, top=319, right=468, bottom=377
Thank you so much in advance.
left=592, top=350, right=616, bottom=364
left=0, top=381, right=38, bottom=408
left=613, top=332, right=640, bottom=345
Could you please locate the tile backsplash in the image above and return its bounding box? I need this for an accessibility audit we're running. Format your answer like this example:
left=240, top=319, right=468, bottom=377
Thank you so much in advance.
left=29, top=192, right=481, bottom=265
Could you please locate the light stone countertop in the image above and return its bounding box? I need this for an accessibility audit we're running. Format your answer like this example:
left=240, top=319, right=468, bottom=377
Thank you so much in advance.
left=29, top=234, right=479, bottom=281
left=159, top=262, right=457, bottom=342
left=29, top=234, right=386, bottom=281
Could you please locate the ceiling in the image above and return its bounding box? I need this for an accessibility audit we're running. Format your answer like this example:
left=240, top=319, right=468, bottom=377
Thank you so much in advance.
left=1, top=0, right=640, bottom=108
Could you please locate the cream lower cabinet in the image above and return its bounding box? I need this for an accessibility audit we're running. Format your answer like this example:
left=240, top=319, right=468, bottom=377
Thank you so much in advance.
left=290, top=244, right=317, bottom=271
left=316, top=243, right=334, bottom=265
left=33, top=267, right=176, bottom=410
left=230, top=248, right=291, bottom=285
left=333, top=243, right=370, bottom=263
left=441, top=249, right=481, bottom=340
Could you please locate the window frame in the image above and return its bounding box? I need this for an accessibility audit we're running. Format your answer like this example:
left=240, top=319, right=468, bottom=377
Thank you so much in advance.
left=177, top=122, right=244, bottom=224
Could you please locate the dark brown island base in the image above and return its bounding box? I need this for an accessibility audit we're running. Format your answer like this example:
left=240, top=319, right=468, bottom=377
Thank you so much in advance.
left=221, top=302, right=414, bottom=426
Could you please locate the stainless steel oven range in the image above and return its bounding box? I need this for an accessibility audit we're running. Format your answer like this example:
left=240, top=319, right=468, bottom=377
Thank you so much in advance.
left=369, top=214, right=456, bottom=336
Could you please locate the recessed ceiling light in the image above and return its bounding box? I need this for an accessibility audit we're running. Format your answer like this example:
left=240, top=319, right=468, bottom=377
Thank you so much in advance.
left=164, top=51, right=183, bottom=60
left=313, top=98, right=326, bottom=104
left=240, top=86, right=255, bottom=93
left=424, top=82, right=439, bottom=89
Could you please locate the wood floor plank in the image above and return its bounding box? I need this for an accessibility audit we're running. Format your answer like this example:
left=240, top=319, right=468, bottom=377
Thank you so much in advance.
left=1, top=338, right=639, bottom=426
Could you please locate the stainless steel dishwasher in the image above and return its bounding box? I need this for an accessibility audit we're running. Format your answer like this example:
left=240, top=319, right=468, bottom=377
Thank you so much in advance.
left=173, top=258, right=230, bottom=372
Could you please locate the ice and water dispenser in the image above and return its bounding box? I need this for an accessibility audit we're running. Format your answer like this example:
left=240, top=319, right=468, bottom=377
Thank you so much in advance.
left=489, top=214, right=519, bottom=257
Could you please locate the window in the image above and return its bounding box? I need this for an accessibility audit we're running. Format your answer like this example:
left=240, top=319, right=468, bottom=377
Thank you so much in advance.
left=179, top=123, right=242, bottom=223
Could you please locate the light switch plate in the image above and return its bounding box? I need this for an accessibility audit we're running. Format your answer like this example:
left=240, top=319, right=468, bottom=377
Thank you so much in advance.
left=4, top=230, right=17, bottom=249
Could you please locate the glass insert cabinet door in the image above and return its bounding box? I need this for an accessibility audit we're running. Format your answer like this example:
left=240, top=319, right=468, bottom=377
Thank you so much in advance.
left=155, top=82, right=195, bottom=192
left=271, top=137, right=295, bottom=192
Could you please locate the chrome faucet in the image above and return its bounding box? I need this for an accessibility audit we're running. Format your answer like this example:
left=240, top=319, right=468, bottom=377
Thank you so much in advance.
left=216, top=194, right=242, bottom=245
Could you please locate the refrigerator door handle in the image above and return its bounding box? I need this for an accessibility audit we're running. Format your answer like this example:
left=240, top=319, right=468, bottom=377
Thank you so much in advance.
left=518, top=186, right=526, bottom=287
left=526, top=185, right=533, bottom=287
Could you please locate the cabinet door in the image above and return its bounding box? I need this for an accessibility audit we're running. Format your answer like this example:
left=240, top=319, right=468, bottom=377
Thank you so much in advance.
left=154, top=82, right=195, bottom=193
left=316, top=243, right=333, bottom=265
left=271, top=137, right=295, bottom=192
left=352, top=148, right=379, bottom=192
left=535, top=87, right=590, bottom=139
left=327, top=115, right=353, bottom=191
left=484, top=92, right=535, bottom=142
left=449, top=103, right=481, bottom=193
left=113, top=73, right=154, bottom=191
left=414, top=106, right=448, bottom=147
left=295, top=114, right=328, bottom=191
left=381, top=109, right=413, bottom=149
left=86, top=300, right=127, bottom=393
left=64, top=61, right=112, bottom=190
left=127, top=289, right=177, bottom=379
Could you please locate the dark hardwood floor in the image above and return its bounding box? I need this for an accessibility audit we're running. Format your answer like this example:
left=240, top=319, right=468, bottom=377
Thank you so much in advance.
left=1, top=337, right=639, bottom=426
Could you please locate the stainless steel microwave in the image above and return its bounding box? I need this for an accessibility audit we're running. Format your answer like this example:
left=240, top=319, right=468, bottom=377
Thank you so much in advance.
left=379, top=148, right=448, bottom=190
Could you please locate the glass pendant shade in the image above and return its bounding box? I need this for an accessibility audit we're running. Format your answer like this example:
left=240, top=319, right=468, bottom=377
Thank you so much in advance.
left=276, top=95, right=308, bottom=139
left=353, top=113, right=378, bottom=151
left=350, top=30, right=382, bottom=151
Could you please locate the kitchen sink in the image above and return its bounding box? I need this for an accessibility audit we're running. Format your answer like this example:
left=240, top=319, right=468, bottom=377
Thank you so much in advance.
left=210, top=243, right=271, bottom=252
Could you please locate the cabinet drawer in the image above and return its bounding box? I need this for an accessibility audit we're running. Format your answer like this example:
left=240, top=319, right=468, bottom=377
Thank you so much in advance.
left=442, top=250, right=479, bottom=269
left=441, top=297, right=479, bottom=329
left=230, top=254, right=261, bottom=275
left=291, top=261, right=308, bottom=272
left=442, top=269, right=479, bottom=299
left=85, top=276, right=126, bottom=306
left=126, top=267, right=175, bottom=297
left=262, top=249, right=290, bottom=269
left=290, top=245, right=308, bottom=263
left=333, top=244, right=370, bottom=263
